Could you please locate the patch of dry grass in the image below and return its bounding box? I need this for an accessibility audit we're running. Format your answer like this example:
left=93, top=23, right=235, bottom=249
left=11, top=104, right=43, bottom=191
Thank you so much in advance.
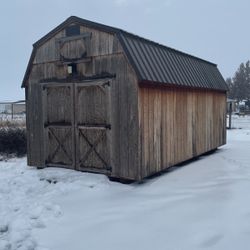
left=0, top=117, right=26, bottom=129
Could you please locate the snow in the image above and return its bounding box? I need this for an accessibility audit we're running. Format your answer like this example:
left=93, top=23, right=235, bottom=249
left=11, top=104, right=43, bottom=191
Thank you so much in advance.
left=227, top=115, right=250, bottom=129
left=0, top=114, right=25, bottom=123
left=1, top=117, right=250, bottom=250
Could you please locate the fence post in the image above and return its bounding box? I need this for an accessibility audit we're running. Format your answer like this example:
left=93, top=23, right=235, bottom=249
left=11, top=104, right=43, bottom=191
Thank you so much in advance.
left=228, top=102, right=232, bottom=129
left=11, top=103, right=14, bottom=120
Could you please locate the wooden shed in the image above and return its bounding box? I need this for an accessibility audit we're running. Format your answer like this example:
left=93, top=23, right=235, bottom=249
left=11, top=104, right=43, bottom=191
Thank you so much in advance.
left=22, top=16, right=228, bottom=181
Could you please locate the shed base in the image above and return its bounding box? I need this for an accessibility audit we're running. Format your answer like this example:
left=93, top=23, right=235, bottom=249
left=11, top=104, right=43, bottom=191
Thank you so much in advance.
left=142, top=148, right=219, bottom=183
left=35, top=148, right=219, bottom=183
left=108, top=176, right=134, bottom=184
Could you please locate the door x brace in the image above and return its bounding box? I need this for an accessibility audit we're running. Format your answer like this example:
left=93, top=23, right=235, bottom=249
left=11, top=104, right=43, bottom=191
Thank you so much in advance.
left=48, top=128, right=72, bottom=163
left=78, top=129, right=108, bottom=168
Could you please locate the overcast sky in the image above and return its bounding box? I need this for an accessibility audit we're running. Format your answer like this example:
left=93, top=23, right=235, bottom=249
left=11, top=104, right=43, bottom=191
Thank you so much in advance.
left=1, top=0, right=249, bottom=100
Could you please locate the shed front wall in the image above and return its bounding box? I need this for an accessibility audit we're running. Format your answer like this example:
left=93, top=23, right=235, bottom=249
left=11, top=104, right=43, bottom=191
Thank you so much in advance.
left=138, top=86, right=226, bottom=179
left=25, top=24, right=139, bottom=180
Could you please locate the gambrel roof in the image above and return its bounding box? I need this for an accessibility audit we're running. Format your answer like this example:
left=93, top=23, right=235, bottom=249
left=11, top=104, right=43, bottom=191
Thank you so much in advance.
left=22, top=16, right=228, bottom=91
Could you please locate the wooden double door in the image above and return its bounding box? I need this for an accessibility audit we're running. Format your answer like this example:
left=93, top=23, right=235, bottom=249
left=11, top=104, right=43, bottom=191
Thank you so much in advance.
left=42, top=80, right=112, bottom=173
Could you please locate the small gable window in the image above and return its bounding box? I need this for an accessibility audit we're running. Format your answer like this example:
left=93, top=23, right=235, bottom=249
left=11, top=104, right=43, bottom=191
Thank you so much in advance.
left=66, top=25, right=80, bottom=37
left=67, top=63, right=77, bottom=75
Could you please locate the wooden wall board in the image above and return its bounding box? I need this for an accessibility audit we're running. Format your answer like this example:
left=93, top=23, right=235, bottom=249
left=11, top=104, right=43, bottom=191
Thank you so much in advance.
left=138, top=87, right=227, bottom=179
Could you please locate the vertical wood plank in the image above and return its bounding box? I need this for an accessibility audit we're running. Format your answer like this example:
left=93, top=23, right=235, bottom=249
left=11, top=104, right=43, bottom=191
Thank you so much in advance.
left=148, top=88, right=154, bottom=175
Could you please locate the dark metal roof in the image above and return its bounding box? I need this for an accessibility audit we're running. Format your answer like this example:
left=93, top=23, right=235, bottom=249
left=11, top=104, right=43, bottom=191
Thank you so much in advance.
left=22, top=16, right=228, bottom=91
left=118, top=32, right=227, bottom=91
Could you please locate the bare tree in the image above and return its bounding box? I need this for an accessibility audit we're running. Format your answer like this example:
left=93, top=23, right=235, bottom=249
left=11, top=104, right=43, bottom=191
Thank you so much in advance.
left=227, top=61, right=250, bottom=102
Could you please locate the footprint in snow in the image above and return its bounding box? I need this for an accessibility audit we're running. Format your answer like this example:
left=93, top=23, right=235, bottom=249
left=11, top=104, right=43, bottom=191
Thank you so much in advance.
left=0, top=224, right=8, bottom=234
left=199, top=233, right=224, bottom=248
left=0, top=240, right=11, bottom=250
left=193, top=230, right=224, bottom=248
left=31, top=219, right=46, bottom=229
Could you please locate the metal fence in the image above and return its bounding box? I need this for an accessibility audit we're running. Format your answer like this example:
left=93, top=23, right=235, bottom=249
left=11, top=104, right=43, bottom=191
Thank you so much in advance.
left=227, top=115, right=250, bottom=130
left=0, top=100, right=25, bottom=121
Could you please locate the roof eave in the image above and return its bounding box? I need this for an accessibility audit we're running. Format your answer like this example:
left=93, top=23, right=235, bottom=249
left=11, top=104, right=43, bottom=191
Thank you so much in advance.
left=138, top=80, right=228, bottom=92
left=21, top=47, right=36, bottom=88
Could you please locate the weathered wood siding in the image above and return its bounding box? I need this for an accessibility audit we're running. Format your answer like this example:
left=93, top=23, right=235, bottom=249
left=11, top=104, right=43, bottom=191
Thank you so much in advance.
left=26, top=83, right=44, bottom=166
left=138, top=86, right=226, bottom=179
left=26, top=24, right=139, bottom=180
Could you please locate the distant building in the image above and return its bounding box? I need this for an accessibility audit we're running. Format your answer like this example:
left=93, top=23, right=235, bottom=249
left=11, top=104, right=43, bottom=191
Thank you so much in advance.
left=0, top=101, right=25, bottom=114
left=13, top=103, right=26, bottom=114
left=0, top=103, right=11, bottom=113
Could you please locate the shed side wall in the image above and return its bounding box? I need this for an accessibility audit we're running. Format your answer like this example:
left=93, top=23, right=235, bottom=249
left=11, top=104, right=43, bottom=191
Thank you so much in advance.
left=138, top=87, right=226, bottom=178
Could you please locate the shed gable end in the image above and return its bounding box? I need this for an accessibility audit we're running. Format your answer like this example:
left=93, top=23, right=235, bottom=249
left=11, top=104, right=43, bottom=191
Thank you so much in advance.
left=22, top=19, right=124, bottom=87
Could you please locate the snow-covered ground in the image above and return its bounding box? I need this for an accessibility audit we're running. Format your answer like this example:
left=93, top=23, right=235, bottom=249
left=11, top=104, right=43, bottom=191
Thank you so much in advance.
left=227, top=114, right=250, bottom=129
left=0, top=117, right=250, bottom=250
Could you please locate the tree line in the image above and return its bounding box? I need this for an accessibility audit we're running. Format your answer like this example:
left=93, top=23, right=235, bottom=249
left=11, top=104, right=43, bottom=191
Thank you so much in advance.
left=226, top=60, right=250, bottom=102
